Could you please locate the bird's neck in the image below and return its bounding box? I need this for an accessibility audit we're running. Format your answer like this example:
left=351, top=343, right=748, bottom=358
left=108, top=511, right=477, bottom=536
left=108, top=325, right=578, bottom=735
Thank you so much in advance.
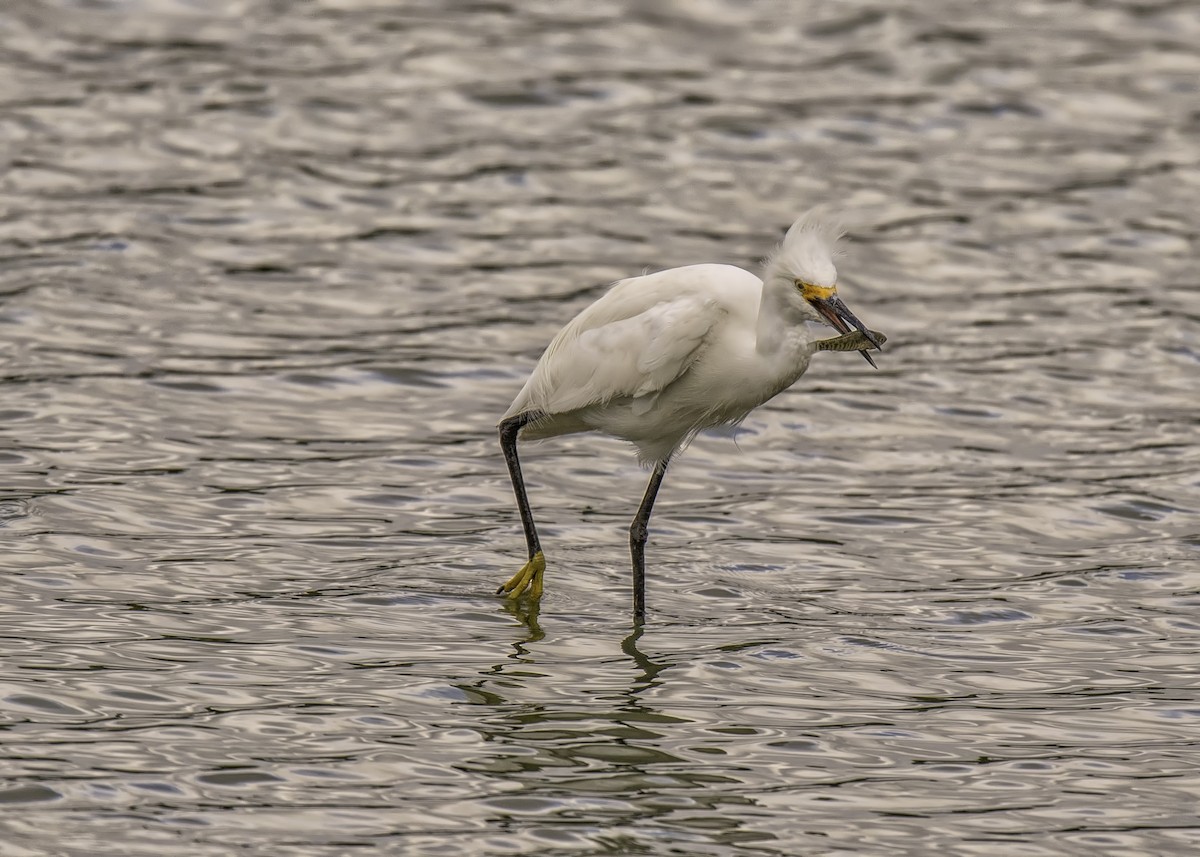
left=755, top=273, right=812, bottom=366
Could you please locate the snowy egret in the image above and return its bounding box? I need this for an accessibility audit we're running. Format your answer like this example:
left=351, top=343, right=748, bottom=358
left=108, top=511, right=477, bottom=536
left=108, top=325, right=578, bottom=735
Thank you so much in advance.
left=497, top=210, right=884, bottom=623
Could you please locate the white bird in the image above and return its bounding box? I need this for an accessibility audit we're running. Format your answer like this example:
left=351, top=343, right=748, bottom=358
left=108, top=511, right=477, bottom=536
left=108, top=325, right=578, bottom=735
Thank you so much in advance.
left=497, top=210, right=884, bottom=622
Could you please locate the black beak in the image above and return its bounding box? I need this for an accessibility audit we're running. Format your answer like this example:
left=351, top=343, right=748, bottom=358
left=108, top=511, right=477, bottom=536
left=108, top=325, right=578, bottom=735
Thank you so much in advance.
left=808, top=294, right=883, bottom=367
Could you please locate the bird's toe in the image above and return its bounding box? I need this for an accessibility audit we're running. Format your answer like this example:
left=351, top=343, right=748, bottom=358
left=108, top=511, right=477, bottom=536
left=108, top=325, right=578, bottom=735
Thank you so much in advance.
left=497, top=552, right=546, bottom=600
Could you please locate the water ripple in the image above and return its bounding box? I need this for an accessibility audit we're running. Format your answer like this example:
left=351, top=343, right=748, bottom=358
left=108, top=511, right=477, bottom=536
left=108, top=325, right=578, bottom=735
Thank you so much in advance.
left=2, top=0, right=1199, bottom=855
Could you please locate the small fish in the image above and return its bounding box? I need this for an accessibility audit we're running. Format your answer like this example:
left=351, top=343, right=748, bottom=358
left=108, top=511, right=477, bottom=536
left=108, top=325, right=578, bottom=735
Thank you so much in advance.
left=816, top=329, right=887, bottom=352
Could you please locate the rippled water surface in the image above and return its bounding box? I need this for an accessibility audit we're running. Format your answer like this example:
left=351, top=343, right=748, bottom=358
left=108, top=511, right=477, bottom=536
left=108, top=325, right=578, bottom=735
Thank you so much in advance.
left=3, top=1, right=1199, bottom=854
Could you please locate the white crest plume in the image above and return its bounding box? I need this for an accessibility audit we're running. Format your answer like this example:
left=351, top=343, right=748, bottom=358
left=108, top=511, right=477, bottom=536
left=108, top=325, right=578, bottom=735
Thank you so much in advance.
left=767, top=208, right=844, bottom=287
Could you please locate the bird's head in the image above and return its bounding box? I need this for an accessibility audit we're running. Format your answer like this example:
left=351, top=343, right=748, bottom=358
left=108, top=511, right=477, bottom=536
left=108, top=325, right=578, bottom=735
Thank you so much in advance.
left=768, top=210, right=883, bottom=364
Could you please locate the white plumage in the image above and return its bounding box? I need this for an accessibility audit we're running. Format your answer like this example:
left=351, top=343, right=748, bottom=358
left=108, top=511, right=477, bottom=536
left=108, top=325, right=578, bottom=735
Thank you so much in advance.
left=496, top=209, right=883, bottom=622
left=506, top=264, right=753, bottom=464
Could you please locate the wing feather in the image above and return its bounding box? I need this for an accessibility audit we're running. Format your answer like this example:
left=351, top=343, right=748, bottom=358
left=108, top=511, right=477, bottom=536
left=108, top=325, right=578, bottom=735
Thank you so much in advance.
left=511, top=291, right=726, bottom=418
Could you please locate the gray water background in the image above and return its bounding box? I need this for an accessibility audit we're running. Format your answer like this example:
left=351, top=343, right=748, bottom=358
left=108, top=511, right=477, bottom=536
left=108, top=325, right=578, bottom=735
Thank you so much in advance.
left=2, top=1, right=1198, bottom=854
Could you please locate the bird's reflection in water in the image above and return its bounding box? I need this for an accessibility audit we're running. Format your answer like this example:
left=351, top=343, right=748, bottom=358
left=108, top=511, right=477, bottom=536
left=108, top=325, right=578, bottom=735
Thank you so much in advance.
left=486, top=592, right=672, bottom=708
left=621, top=625, right=668, bottom=696
left=499, top=593, right=544, bottom=643
left=457, top=610, right=764, bottom=850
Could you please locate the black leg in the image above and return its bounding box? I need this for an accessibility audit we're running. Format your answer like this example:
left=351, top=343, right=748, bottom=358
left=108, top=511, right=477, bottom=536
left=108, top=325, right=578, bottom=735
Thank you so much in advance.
left=629, top=457, right=670, bottom=624
left=497, top=413, right=544, bottom=597
left=500, top=413, right=542, bottom=560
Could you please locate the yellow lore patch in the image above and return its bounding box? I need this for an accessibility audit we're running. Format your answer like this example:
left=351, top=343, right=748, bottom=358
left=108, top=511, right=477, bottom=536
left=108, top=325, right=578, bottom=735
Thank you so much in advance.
left=798, top=281, right=836, bottom=301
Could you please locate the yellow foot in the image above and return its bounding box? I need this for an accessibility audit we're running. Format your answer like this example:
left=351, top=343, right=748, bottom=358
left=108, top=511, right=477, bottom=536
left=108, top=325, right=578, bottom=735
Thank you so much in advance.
left=496, top=551, right=545, bottom=600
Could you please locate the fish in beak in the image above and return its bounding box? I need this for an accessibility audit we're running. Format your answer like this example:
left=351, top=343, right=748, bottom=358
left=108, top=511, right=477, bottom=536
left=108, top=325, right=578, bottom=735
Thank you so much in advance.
left=800, top=282, right=883, bottom=368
